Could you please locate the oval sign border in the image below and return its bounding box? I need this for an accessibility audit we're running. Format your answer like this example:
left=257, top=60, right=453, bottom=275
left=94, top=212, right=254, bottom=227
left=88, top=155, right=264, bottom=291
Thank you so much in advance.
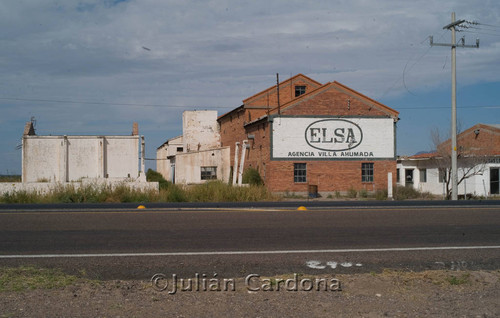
left=304, top=119, right=364, bottom=152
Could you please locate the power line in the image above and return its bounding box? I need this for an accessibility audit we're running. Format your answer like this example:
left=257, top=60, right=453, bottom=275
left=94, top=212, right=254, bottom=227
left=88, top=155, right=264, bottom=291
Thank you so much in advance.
left=0, top=97, right=235, bottom=109
left=469, top=21, right=500, bottom=28
left=458, top=30, right=500, bottom=37
left=397, top=105, right=500, bottom=110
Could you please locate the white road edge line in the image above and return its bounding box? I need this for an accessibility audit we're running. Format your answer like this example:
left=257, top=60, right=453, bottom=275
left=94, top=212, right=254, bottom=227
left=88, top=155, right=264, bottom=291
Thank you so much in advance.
left=1, top=246, right=500, bottom=259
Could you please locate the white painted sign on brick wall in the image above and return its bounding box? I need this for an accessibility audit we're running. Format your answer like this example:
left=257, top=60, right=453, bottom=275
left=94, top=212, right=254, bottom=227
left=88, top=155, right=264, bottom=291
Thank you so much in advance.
left=271, top=117, right=395, bottom=160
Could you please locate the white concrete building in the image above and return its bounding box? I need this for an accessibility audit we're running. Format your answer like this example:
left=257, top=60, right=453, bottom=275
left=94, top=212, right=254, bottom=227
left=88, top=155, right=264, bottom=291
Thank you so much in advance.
left=156, top=135, right=183, bottom=183
left=397, top=124, right=500, bottom=198
left=22, top=122, right=144, bottom=183
left=0, top=121, right=158, bottom=195
left=156, top=111, right=231, bottom=184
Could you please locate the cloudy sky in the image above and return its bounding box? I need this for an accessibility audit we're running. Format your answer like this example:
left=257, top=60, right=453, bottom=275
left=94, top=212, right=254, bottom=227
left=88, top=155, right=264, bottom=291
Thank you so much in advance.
left=1, top=0, right=499, bottom=174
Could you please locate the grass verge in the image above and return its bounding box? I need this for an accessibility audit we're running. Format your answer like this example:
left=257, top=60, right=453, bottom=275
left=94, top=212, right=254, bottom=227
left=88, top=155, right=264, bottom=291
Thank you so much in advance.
left=0, top=181, right=277, bottom=204
left=0, top=266, right=78, bottom=292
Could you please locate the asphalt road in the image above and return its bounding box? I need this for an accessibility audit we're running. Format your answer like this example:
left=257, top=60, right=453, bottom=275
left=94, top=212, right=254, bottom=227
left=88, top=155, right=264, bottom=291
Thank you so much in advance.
left=0, top=201, right=499, bottom=279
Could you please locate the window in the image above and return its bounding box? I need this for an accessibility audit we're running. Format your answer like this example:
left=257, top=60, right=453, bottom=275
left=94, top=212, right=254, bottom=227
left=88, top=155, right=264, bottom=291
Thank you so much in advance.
left=201, top=166, right=217, bottom=180
left=438, top=168, right=447, bottom=183
left=419, top=169, right=427, bottom=183
left=295, top=85, right=306, bottom=97
left=176, top=147, right=183, bottom=152
left=396, top=168, right=400, bottom=183
left=294, top=163, right=307, bottom=183
left=361, top=163, right=374, bottom=182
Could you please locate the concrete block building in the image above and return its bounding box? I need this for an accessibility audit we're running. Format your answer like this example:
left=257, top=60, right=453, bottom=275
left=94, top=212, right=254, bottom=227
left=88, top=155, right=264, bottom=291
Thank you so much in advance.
left=22, top=122, right=144, bottom=183
left=156, top=111, right=231, bottom=184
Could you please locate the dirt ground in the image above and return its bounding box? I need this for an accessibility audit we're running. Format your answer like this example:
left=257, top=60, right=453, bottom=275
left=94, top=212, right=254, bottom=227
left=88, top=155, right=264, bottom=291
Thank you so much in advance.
left=1, top=270, right=499, bottom=318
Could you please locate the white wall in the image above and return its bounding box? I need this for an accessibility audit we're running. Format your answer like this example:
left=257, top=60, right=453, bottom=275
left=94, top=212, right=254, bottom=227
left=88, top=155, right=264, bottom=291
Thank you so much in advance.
left=397, top=159, right=499, bottom=197
left=23, top=136, right=139, bottom=183
left=271, top=117, right=395, bottom=160
left=156, top=135, right=183, bottom=182
left=182, top=111, right=220, bottom=153
left=175, top=147, right=230, bottom=184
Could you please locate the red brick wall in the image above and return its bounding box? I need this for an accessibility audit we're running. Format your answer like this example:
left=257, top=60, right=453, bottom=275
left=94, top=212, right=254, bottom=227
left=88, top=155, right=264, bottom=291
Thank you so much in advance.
left=218, top=78, right=399, bottom=193
left=265, top=160, right=396, bottom=193
left=439, top=124, right=500, bottom=156
left=282, top=84, right=393, bottom=117
left=245, top=78, right=321, bottom=108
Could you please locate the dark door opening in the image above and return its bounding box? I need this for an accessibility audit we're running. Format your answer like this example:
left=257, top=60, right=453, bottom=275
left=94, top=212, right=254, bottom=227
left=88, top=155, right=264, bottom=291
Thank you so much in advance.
left=491, top=168, right=499, bottom=195
left=405, top=169, right=414, bottom=187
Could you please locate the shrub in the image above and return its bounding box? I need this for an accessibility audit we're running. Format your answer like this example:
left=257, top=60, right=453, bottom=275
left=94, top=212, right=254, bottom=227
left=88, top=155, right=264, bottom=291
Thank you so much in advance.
left=359, top=189, right=368, bottom=198
left=375, top=189, right=388, bottom=200
left=146, top=169, right=170, bottom=190
left=393, top=185, right=433, bottom=200
left=242, top=168, right=263, bottom=186
left=347, top=188, right=357, bottom=198
left=0, top=175, right=21, bottom=182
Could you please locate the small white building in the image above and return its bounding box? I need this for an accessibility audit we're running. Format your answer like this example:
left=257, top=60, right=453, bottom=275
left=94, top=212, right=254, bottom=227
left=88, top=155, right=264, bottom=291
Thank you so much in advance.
left=156, top=111, right=231, bottom=184
left=22, top=122, right=145, bottom=183
left=397, top=124, right=500, bottom=198
left=156, top=135, right=183, bottom=183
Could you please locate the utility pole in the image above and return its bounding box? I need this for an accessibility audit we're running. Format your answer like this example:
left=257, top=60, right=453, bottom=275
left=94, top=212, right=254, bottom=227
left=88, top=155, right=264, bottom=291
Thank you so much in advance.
left=276, top=73, right=281, bottom=116
left=430, top=12, right=479, bottom=200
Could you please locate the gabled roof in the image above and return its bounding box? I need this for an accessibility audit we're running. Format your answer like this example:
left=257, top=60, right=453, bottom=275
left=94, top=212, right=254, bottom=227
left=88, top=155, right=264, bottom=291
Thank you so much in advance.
left=406, top=123, right=500, bottom=159
left=157, top=135, right=183, bottom=150
left=242, top=73, right=322, bottom=105
left=461, top=123, right=500, bottom=136
left=219, top=74, right=399, bottom=123
left=266, top=81, right=399, bottom=118
left=217, top=105, right=244, bottom=121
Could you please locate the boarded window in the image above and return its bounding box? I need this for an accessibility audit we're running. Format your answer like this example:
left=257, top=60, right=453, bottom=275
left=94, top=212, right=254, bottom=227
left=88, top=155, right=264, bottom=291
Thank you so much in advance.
left=420, top=169, right=427, bottom=183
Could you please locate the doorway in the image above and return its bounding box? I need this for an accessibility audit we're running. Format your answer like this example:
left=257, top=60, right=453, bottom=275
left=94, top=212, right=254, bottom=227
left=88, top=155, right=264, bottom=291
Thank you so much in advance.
left=405, top=169, right=414, bottom=187
left=491, top=168, right=499, bottom=195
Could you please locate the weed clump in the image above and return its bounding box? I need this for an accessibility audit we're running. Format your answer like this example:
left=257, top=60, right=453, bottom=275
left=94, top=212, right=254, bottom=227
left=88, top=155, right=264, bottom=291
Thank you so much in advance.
left=347, top=188, right=357, bottom=198
left=394, top=185, right=433, bottom=200
left=242, top=168, right=263, bottom=186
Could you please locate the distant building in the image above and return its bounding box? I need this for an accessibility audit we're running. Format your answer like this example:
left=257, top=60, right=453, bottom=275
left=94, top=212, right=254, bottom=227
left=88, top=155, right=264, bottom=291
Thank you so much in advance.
left=22, top=122, right=145, bottom=183
left=156, top=111, right=231, bottom=184
left=397, top=124, right=500, bottom=197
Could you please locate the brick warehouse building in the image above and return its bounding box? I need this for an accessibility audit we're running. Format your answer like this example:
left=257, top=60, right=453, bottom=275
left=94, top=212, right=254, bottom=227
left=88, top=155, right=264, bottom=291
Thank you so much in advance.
left=217, top=74, right=400, bottom=195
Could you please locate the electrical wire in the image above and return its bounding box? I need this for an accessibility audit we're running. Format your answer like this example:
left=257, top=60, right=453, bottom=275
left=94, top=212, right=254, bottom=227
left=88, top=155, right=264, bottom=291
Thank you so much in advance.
left=397, top=105, right=500, bottom=110
left=0, top=97, right=235, bottom=109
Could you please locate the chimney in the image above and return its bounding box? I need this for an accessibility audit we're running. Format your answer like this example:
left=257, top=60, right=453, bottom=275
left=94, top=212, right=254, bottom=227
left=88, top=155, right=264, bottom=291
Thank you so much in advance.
left=23, top=121, right=36, bottom=136
left=132, top=122, right=139, bottom=136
